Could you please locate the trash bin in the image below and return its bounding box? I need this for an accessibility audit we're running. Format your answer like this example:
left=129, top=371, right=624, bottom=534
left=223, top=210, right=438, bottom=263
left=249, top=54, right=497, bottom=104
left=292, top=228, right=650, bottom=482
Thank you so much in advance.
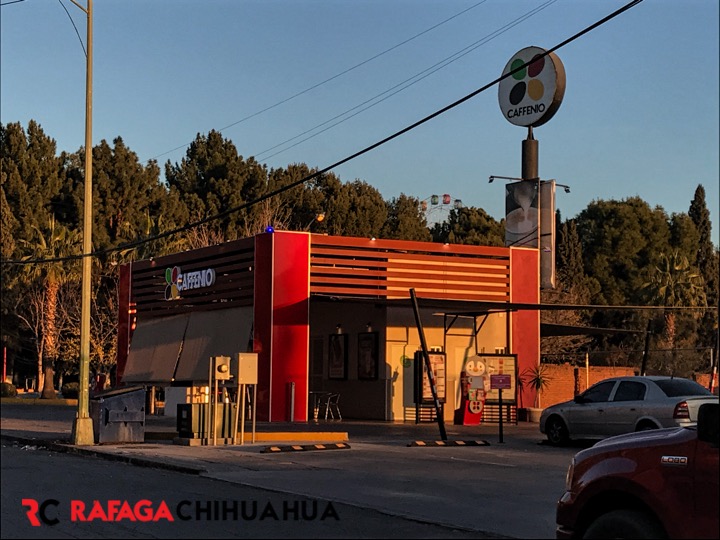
left=90, top=386, right=146, bottom=444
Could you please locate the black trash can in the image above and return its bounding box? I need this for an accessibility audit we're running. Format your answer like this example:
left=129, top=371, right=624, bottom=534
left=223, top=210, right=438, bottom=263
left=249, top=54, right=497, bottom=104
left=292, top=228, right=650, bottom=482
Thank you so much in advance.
left=90, top=386, right=146, bottom=444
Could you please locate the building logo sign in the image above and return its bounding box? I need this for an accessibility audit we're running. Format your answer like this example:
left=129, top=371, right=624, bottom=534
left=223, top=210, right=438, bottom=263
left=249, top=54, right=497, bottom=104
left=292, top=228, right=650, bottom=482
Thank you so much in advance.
left=165, top=266, right=216, bottom=300
left=498, top=46, right=565, bottom=127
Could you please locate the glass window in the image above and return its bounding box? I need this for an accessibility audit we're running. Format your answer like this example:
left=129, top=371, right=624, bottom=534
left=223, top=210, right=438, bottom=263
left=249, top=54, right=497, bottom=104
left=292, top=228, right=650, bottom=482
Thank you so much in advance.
left=613, top=381, right=646, bottom=402
left=581, top=381, right=615, bottom=403
left=654, top=379, right=712, bottom=397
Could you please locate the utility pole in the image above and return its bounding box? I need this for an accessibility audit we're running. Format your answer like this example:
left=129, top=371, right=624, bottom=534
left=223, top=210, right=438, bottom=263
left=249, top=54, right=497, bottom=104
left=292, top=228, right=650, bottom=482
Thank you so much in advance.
left=71, top=0, right=95, bottom=446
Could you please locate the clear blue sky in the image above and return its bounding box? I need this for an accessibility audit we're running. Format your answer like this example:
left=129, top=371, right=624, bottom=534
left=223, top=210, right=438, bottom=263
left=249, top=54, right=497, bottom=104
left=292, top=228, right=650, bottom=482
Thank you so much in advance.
left=2, top=0, right=718, bottom=244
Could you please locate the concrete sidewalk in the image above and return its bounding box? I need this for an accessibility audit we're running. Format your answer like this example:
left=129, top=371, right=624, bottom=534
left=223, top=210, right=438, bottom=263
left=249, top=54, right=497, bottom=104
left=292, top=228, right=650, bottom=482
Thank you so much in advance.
left=1, top=400, right=569, bottom=538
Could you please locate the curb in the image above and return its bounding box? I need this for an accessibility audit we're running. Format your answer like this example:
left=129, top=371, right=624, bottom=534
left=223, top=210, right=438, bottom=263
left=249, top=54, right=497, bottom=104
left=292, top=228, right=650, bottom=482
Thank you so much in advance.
left=261, top=442, right=351, bottom=453
left=1, top=397, right=78, bottom=406
left=1, top=433, right=205, bottom=475
left=407, top=440, right=490, bottom=447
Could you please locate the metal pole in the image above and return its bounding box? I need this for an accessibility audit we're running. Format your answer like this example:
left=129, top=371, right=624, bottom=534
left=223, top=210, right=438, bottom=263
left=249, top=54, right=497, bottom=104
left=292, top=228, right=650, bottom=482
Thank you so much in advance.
left=498, top=388, right=504, bottom=444
left=251, top=384, right=257, bottom=443
left=72, top=0, right=94, bottom=445
left=640, top=319, right=653, bottom=376
left=240, top=384, right=246, bottom=445
left=409, top=288, right=447, bottom=441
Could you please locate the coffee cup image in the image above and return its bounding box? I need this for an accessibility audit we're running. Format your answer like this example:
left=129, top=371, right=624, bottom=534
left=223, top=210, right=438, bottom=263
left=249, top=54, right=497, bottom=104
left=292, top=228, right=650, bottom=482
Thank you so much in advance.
left=505, top=181, right=539, bottom=245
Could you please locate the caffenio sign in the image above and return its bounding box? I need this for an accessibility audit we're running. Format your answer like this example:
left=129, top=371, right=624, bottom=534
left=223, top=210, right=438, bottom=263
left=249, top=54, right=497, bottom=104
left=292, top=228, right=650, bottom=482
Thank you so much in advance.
left=165, top=265, right=215, bottom=301
left=498, top=46, right=565, bottom=128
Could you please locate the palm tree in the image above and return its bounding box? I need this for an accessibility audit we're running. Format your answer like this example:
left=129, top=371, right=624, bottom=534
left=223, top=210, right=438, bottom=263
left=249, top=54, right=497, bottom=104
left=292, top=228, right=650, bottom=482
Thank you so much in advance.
left=643, top=250, right=707, bottom=374
left=19, top=217, right=81, bottom=398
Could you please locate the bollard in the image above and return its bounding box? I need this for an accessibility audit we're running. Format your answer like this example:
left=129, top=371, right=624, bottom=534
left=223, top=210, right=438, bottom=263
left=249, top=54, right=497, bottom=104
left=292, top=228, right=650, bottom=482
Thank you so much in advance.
left=287, top=381, right=295, bottom=422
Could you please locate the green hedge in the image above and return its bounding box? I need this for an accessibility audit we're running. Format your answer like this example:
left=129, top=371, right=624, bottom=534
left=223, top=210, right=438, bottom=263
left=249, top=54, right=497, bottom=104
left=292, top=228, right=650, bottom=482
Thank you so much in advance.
left=61, top=382, right=80, bottom=399
left=1, top=382, right=18, bottom=397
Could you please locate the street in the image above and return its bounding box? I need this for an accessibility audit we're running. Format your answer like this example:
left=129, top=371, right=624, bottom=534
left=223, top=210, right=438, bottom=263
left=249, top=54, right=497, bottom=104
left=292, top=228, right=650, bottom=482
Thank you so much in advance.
left=1, top=403, right=583, bottom=538
left=1, top=443, right=492, bottom=539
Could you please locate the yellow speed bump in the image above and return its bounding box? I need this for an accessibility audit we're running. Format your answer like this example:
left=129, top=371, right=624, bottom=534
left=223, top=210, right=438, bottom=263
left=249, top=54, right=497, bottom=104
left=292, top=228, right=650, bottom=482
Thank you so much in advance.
left=408, top=440, right=490, bottom=447
left=261, top=443, right=351, bottom=453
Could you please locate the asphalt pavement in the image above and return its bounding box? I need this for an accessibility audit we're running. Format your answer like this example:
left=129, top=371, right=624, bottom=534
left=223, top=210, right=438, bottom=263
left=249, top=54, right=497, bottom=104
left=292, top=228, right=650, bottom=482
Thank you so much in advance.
left=1, top=397, right=580, bottom=538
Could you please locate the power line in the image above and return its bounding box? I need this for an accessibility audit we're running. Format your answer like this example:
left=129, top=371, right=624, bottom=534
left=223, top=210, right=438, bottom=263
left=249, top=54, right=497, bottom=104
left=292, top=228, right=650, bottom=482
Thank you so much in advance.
left=253, top=0, right=559, bottom=162
left=148, top=0, right=490, bottom=163
left=1, top=0, right=645, bottom=267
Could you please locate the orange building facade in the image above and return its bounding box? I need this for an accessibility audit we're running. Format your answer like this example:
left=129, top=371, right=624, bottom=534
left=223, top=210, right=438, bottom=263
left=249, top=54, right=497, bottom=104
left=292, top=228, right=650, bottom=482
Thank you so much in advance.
left=116, top=231, right=540, bottom=422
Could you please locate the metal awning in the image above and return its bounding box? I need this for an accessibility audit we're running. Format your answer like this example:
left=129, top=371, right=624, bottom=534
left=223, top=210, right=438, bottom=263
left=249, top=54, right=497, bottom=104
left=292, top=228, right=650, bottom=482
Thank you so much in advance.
left=173, top=307, right=254, bottom=382
left=122, top=314, right=190, bottom=383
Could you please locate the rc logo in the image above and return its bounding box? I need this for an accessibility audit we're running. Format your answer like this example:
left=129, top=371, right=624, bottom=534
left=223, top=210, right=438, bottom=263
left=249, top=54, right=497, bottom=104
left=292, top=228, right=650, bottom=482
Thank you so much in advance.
left=165, top=266, right=216, bottom=301
left=498, top=46, right=565, bottom=128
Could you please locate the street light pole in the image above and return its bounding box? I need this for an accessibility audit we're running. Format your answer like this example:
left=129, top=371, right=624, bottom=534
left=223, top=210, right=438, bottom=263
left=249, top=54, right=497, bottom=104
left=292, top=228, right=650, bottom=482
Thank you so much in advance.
left=71, top=0, right=95, bottom=445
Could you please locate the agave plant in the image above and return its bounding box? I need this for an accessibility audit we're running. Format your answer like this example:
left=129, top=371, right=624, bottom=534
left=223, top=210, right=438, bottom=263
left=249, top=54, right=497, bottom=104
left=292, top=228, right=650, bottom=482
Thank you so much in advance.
left=521, top=363, right=552, bottom=408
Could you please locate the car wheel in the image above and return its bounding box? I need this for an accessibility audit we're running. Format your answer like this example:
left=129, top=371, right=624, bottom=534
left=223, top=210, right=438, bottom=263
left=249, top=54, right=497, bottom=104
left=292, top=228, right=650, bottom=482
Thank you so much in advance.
left=582, top=509, right=666, bottom=539
left=546, top=416, right=569, bottom=446
left=636, top=421, right=658, bottom=432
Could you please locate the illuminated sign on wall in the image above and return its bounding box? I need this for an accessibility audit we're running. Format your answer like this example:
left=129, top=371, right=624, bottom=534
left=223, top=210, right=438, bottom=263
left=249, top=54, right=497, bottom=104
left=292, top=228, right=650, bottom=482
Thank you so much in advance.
left=498, top=46, right=565, bottom=128
left=165, top=266, right=216, bottom=300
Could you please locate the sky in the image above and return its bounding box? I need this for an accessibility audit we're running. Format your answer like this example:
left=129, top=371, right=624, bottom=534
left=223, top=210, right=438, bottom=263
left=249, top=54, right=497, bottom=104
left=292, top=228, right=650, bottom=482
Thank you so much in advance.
left=2, top=0, right=718, bottom=244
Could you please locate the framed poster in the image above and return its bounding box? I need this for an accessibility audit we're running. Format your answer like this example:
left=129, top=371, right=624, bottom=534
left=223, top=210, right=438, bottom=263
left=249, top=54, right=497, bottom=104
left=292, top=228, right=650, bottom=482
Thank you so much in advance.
left=357, top=332, right=379, bottom=380
left=328, top=334, right=348, bottom=380
left=463, top=354, right=518, bottom=405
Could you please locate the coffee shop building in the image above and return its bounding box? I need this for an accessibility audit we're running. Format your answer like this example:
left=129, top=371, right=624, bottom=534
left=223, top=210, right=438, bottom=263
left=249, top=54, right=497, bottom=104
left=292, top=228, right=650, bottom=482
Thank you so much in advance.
left=116, top=230, right=539, bottom=423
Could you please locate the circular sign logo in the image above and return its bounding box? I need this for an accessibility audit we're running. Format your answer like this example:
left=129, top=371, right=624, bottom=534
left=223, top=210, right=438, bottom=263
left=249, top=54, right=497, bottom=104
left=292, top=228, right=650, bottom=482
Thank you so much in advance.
left=498, top=46, right=565, bottom=127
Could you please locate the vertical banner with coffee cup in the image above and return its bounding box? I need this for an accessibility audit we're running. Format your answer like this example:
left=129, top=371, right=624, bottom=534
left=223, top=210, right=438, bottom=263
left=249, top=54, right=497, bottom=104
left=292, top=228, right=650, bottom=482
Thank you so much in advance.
left=505, top=181, right=538, bottom=248
left=505, top=180, right=555, bottom=289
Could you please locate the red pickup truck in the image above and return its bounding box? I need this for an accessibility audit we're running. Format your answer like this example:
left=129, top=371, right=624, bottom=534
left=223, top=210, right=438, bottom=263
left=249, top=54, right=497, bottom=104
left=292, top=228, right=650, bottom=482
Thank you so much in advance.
left=556, top=402, right=719, bottom=539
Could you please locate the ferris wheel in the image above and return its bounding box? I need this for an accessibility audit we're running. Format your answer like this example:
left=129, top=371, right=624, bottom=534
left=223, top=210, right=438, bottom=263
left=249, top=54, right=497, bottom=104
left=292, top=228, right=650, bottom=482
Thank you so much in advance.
left=419, top=193, right=463, bottom=225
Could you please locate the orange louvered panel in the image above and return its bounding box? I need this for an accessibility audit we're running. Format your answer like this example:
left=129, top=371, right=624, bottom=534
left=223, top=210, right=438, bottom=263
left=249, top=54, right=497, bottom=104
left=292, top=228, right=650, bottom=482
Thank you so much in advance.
left=309, top=235, right=510, bottom=301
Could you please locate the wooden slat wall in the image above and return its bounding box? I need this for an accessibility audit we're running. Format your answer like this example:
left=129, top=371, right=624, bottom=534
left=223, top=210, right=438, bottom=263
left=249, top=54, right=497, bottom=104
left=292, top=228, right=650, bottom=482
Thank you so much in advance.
left=310, top=235, right=510, bottom=301
left=129, top=233, right=512, bottom=316
left=130, top=237, right=255, bottom=318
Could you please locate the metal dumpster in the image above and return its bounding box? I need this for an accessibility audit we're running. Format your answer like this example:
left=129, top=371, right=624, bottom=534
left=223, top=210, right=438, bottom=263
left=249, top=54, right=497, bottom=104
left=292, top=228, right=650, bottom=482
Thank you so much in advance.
left=90, top=386, right=146, bottom=444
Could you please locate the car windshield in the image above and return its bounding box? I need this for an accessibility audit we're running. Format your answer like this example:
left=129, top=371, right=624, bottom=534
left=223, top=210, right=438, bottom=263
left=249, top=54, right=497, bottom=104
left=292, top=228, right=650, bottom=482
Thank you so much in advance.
left=654, top=379, right=713, bottom=397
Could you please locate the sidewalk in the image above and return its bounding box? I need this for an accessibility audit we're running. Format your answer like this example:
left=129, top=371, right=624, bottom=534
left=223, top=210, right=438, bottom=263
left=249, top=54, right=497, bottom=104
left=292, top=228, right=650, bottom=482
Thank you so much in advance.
left=0, top=398, right=549, bottom=476
left=0, top=398, right=543, bottom=448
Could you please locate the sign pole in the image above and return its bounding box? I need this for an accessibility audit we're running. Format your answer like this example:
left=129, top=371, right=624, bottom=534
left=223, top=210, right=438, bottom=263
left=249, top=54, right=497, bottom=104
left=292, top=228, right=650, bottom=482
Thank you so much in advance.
left=498, top=388, right=504, bottom=444
left=410, top=289, right=447, bottom=441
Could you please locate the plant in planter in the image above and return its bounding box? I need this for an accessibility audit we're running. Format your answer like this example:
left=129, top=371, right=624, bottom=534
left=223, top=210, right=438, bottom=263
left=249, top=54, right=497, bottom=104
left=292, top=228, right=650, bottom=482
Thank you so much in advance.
left=521, top=363, right=552, bottom=409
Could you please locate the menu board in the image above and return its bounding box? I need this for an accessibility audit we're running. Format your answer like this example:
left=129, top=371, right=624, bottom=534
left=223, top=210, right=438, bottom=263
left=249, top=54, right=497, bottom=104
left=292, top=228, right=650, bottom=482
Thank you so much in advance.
left=414, top=351, right=446, bottom=404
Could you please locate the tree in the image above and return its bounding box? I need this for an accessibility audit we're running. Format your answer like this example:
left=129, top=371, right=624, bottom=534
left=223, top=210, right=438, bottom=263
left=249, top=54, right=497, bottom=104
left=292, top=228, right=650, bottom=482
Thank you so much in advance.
left=576, top=197, right=671, bottom=306
left=79, top=137, right=166, bottom=250
left=1, top=122, right=76, bottom=394
left=0, top=122, right=64, bottom=242
left=642, top=250, right=707, bottom=376
left=381, top=194, right=431, bottom=241
left=431, top=207, right=504, bottom=246
left=18, top=218, right=81, bottom=397
left=688, top=185, right=719, bottom=352
left=165, top=130, right=269, bottom=241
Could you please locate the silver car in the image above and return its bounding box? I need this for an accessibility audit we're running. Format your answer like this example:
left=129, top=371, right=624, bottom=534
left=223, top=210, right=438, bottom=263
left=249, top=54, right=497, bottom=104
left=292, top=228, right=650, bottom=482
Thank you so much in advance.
left=539, top=376, right=718, bottom=445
